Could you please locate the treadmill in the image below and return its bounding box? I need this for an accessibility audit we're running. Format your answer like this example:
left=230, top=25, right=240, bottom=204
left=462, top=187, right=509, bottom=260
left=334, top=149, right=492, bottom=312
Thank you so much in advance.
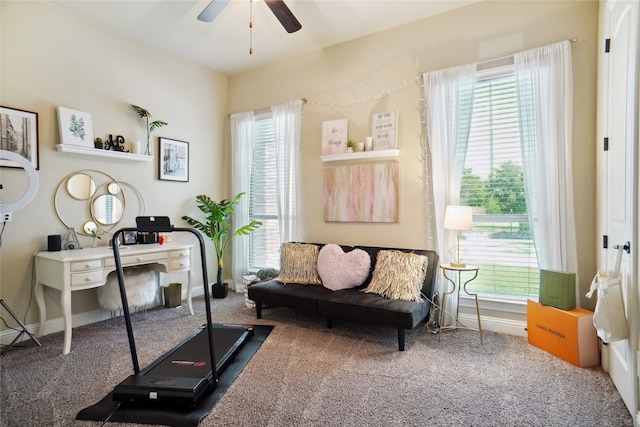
left=110, top=216, right=253, bottom=408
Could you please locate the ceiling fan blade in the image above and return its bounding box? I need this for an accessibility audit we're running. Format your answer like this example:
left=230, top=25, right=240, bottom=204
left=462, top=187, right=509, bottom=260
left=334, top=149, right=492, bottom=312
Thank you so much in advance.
left=197, top=0, right=231, bottom=23
left=264, top=0, right=302, bottom=33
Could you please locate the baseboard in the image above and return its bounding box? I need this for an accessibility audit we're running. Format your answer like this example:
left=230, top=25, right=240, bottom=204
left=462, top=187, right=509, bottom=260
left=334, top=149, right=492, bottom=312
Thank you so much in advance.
left=458, top=313, right=528, bottom=337
left=1, top=286, right=206, bottom=347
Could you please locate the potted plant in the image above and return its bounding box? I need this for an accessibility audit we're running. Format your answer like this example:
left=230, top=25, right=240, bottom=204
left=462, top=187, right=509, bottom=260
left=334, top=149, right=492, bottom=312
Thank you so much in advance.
left=346, top=140, right=355, bottom=152
left=182, top=193, right=262, bottom=298
left=130, top=104, right=168, bottom=156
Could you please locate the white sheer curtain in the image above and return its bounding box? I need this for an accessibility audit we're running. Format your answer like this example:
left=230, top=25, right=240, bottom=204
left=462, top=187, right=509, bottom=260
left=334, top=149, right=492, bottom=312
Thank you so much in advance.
left=514, top=40, right=578, bottom=298
left=231, top=111, right=254, bottom=291
left=230, top=100, right=302, bottom=290
left=423, top=64, right=477, bottom=326
left=272, top=99, right=303, bottom=243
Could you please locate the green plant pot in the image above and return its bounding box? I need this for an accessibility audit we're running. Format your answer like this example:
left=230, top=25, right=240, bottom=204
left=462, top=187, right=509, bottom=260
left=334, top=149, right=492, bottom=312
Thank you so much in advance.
left=163, top=282, right=182, bottom=308
left=211, top=283, right=228, bottom=299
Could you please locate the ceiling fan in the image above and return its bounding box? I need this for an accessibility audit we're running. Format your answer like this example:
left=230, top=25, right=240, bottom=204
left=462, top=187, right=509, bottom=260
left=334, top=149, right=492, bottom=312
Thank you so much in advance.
left=198, top=0, right=302, bottom=34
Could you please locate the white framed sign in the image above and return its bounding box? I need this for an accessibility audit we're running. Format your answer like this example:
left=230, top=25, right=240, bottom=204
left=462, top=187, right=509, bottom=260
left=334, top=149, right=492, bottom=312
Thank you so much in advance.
left=371, top=110, right=398, bottom=150
left=321, top=118, right=348, bottom=155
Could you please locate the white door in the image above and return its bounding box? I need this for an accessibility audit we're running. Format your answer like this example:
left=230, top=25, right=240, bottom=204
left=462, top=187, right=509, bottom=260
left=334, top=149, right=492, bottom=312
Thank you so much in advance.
left=598, top=0, right=639, bottom=421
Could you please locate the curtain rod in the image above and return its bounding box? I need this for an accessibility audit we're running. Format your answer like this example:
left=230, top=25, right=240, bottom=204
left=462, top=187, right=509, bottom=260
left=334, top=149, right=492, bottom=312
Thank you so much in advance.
left=475, top=38, right=577, bottom=68
left=229, top=98, right=307, bottom=117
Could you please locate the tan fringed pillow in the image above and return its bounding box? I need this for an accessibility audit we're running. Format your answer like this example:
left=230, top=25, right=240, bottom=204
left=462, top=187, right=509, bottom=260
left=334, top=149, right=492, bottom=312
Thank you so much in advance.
left=363, top=250, right=427, bottom=302
left=276, top=243, right=322, bottom=285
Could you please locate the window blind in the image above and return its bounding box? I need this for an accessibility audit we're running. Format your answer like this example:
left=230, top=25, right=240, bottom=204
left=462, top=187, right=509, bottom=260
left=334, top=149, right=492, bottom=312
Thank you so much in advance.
left=460, top=71, right=539, bottom=298
left=248, top=116, right=281, bottom=270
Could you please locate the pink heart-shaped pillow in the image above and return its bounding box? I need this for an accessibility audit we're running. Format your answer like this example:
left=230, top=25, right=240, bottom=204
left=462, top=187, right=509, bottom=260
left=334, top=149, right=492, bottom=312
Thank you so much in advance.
left=317, top=244, right=371, bottom=291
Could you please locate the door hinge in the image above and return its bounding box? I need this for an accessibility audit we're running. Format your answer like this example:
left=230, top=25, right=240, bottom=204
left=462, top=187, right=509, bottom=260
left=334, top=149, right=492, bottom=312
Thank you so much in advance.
left=603, top=137, right=608, bottom=151
left=605, top=38, right=611, bottom=53
left=603, top=235, right=608, bottom=249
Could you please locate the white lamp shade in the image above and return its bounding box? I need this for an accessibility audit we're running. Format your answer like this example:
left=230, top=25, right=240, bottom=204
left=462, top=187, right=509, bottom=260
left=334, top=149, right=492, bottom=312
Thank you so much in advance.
left=444, top=205, right=473, bottom=231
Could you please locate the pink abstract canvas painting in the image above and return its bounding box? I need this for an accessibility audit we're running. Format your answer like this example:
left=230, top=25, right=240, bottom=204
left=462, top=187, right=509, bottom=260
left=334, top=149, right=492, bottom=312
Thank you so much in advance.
left=323, top=162, right=398, bottom=222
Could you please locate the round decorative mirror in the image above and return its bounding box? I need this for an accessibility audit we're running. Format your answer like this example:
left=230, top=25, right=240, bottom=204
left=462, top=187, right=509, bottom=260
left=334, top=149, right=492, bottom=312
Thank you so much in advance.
left=107, top=182, right=121, bottom=195
left=83, top=221, right=98, bottom=234
left=92, top=194, right=124, bottom=225
left=66, top=173, right=96, bottom=200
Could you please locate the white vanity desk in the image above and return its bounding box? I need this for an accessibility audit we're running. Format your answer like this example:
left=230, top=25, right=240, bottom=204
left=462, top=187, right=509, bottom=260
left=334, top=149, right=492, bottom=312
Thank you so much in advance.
left=34, top=242, right=194, bottom=355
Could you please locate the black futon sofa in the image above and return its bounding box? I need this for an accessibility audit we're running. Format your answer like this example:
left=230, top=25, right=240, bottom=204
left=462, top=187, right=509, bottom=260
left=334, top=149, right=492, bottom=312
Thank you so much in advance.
left=247, top=244, right=438, bottom=351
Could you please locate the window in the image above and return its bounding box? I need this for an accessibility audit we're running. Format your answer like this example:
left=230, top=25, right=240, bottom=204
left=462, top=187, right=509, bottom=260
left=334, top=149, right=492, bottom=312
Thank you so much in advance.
left=248, top=114, right=280, bottom=271
left=460, top=69, right=539, bottom=299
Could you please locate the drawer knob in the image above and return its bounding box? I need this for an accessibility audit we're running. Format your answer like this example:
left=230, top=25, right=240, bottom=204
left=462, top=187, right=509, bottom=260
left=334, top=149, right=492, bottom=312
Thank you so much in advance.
left=85, top=276, right=94, bottom=282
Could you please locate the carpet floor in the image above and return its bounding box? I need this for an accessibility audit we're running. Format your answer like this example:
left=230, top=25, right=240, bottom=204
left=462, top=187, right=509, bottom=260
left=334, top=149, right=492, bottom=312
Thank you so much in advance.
left=0, top=291, right=633, bottom=427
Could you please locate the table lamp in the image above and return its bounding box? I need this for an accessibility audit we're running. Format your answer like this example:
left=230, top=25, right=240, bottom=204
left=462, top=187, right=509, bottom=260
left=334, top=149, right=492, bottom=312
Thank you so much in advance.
left=444, top=205, right=473, bottom=267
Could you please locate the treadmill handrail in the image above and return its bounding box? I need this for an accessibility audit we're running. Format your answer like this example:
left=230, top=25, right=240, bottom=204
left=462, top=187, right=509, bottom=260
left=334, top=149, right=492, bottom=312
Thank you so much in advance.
left=111, top=224, right=218, bottom=384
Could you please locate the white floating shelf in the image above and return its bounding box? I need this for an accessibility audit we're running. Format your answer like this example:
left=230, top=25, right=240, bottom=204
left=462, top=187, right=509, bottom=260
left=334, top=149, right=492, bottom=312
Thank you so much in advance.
left=320, top=149, right=400, bottom=163
left=55, top=144, right=153, bottom=162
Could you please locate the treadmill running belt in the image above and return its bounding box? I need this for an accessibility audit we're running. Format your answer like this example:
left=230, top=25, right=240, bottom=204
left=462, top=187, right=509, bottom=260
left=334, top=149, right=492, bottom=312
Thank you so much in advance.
left=113, top=324, right=253, bottom=407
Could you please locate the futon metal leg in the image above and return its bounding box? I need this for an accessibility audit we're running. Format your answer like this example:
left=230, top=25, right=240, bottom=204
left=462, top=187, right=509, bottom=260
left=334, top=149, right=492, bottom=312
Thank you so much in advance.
left=326, top=316, right=333, bottom=329
left=397, top=328, right=405, bottom=351
left=255, top=301, right=262, bottom=319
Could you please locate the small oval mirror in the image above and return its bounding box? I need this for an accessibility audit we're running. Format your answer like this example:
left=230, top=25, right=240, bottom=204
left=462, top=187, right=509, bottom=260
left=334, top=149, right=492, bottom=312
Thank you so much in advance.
left=92, top=195, right=124, bottom=225
left=107, top=182, right=121, bottom=195
left=66, top=173, right=96, bottom=200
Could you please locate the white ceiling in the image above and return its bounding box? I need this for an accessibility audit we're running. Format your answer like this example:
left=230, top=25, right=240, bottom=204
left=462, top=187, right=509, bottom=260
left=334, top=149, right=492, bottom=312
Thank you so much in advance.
left=52, top=0, right=479, bottom=76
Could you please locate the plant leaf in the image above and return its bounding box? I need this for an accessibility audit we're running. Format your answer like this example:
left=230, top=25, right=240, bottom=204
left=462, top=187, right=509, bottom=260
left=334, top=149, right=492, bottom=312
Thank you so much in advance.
left=130, top=104, right=150, bottom=118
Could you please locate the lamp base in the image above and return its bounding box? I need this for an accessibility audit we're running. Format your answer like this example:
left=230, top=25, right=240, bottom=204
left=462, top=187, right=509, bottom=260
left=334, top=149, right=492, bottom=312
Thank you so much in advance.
left=450, top=262, right=466, bottom=268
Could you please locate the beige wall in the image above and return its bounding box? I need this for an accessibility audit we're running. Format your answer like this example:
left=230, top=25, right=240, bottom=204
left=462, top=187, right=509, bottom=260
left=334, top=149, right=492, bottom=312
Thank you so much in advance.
left=1, top=0, right=599, bottom=339
left=228, top=0, right=599, bottom=311
left=1, top=1, right=228, bottom=331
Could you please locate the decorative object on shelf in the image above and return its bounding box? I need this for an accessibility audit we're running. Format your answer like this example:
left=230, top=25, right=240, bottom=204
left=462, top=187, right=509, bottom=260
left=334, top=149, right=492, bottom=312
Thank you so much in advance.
left=94, top=137, right=104, bottom=149
left=356, top=141, right=365, bottom=152
left=182, top=193, right=262, bottom=297
left=365, top=136, right=373, bottom=152
left=130, top=104, right=168, bottom=156
left=443, top=205, right=473, bottom=267
left=372, top=110, right=398, bottom=150
left=57, top=106, right=94, bottom=148
left=158, top=137, right=189, bottom=182
left=321, top=118, right=348, bottom=155
left=103, top=134, right=128, bottom=152
left=0, top=106, right=39, bottom=169
left=346, top=140, right=354, bottom=153
left=323, top=162, right=399, bottom=223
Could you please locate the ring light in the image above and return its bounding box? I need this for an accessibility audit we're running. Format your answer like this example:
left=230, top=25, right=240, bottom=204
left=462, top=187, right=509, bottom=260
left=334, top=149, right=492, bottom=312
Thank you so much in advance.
left=0, top=150, right=39, bottom=214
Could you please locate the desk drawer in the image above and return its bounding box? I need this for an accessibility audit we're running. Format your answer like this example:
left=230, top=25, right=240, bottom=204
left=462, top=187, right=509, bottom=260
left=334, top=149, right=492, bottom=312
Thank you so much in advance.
left=169, top=249, right=190, bottom=259
left=169, top=258, right=190, bottom=271
left=71, top=271, right=103, bottom=287
left=104, top=252, right=167, bottom=268
left=70, top=259, right=102, bottom=272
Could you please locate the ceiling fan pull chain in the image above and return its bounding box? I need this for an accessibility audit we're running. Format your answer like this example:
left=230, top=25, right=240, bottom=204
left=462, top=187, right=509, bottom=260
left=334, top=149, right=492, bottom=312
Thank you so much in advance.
left=249, top=0, right=253, bottom=55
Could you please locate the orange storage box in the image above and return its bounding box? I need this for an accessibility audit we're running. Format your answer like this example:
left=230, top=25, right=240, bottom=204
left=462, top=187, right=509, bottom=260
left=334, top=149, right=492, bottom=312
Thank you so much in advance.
left=527, top=300, right=599, bottom=367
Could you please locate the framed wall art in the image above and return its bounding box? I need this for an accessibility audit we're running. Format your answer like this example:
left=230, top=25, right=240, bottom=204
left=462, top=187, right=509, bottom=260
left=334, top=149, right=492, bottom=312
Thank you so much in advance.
left=159, top=137, right=189, bottom=182
left=372, top=110, right=398, bottom=150
left=321, top=118, right=348, bottom=155
left=0, top=106, right=39, bottom=169
left=57, top=106, right=94, bottom=148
